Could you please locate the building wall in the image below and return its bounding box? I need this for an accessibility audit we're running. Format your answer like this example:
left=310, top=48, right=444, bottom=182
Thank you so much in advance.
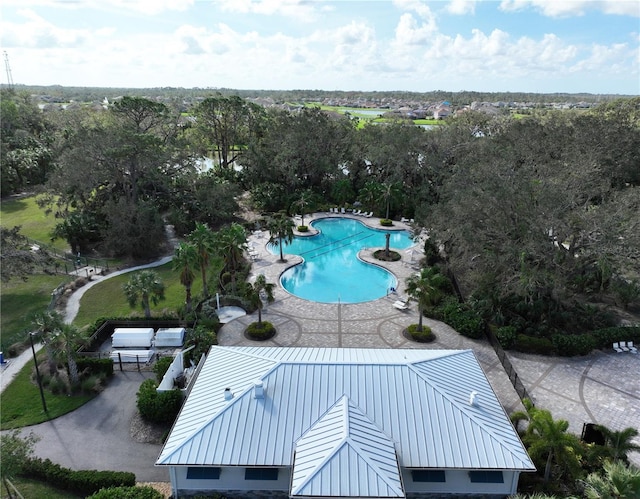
left=172, top=466, right=290, bottom=497
left=403, top=469, right=520, bottom=496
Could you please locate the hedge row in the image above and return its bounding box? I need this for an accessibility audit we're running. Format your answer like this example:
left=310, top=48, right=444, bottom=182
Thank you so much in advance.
left=22, top=457, right=135, bottom=496
left=88, top=485, right=164, bottom=499
left=512, top=326, right=640, bottom=357
left=136, top=378, right=183, bottom=424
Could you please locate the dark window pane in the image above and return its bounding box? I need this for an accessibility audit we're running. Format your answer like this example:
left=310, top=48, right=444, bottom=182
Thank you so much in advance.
left=186, top=467, right=221, bottom=479
left=245, top=468, right=279, bottom=480
left=469, top=470, right=504, bottom=483
left=412, top=469, right=446, bottom=482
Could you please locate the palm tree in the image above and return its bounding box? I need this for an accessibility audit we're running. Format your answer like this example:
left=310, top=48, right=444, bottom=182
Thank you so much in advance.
left=122, top=270, right=165, bottom=318
left=31, top=310, right=65, bottom=376
left=247, top=274, right=275, bottom=325
left=294, top=189, right=314, bottom=227
left=173, top=242, right=198, bottom=314
left=215, top=223, right=247, bottom=293
left=525, top=408, right=582, bottom=483
left=381, top=181, right=401, bottom=219
left=595, top=425, right=640, bottom=463
left=268, top=213, right=295, bottom=263
left=510, top=398, right=536, bottom=434
left=358, top=180, right=382, bottom=215
left=405, top=266, right=449, bottom=332
left=51, top=324, right=85, bottom=386
left=583, top=460, right=640, bottom=499
left=188, top=222, right=215, bottom=298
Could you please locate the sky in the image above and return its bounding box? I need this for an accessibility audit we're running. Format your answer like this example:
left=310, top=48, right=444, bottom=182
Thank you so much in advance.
left=1, top=0, right=639, bottom=94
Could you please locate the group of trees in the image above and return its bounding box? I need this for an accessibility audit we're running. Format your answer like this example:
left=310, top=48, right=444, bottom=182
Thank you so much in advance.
left=2, top=88, right=639, bottom=338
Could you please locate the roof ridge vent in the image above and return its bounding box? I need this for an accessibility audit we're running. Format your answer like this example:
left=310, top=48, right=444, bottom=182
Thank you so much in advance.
left=224, top=387, right=233, bottom=401
left=254, top=380, right=264, bottom=399
left=469, top=390, right=478, bottom=406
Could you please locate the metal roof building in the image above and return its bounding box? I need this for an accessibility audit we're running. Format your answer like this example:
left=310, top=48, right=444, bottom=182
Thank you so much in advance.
left=156, top=347, right=535, bottom=498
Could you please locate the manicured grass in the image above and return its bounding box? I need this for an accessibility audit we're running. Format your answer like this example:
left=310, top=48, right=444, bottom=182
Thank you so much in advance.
left=0, top=477, right=81, bottom=499
left=0, top=356, right=93, bottom=430
left=72, top=262, right=203, bottom=329
left=0, top=274, right=72, bottom=354
left=0, top=195, right=69, bottom=252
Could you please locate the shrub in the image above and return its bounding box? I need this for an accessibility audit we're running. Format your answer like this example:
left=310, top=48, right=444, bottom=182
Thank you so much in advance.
left=379, top=218, right=393, bottom=226
left=514, top=335, right=556, bottom=355
left=297, top=225, right=309, bottom=232
left=22, top=457, right=135, bottom=496
left=77, top=357, right=114, bottom=377
left=406, top=324, right=435, bottom=343
left=434, top=298, right=485, bottom=339
left=87, top=485, right=164, bottom=499
left=81, top=374, right=106, bottom=394
left=153, top=356, right=174, bottom=382
left=495, top=325, right=518, bottom=349
left=136, top=378, right=183, bottom=424
left=552, top=333, right=597, bottom=356
left=591, top=326, right=640, bottom=349
left=245, top=321, right=276, bottom=341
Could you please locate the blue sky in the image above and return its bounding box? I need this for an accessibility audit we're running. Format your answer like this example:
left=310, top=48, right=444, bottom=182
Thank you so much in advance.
left=1, top=0, right=639, bottom=94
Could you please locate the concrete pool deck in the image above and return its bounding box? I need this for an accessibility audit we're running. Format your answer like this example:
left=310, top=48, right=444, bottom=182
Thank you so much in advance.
left=220, top=211, right=640, bottom=466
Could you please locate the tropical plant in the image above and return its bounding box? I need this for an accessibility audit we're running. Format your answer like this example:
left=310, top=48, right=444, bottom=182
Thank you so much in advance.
left=122, top=270, right=166, bottom=318
left=0, top=430, right=40, bottom=499
left=172, top=242, right=198, bottom=313
left=188, top=222, right=215, bottom=298
left=214, top=223, right=247, bottom=293
left=246, top=274, right=275, bottom=325
left=381, top=181, right=402, bottom=219
left=582, top=460, right=640, bottom=499
left=405, top=266, right=450, bottom=332
left=31, top=310, right=65, bottom=376
left=50, top=324, right=85, bottom=386
left=525, top=407, right=583, bottom=483
left=510, top=397, right=535, bottom=434
left=595, top=425, right=640, bottom=463
left=267, top=213, right=294, bottom=263
left=293, top=189, right=314, bottom=227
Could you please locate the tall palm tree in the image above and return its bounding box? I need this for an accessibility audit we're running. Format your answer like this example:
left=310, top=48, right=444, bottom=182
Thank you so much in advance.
left=595, top=425, right=640, bottom=463
left=267, top=213, right=294, bottom=263
left=247, top=274, right=275, bottom=325
left=525, top=408, right=582, bottom=483
left=215, top=223, right=247, bottom=293
left=122, top=270, right=165, bottom=318
left=173, top=242, right=198, bottom=314
left=405, top=266, right=449, bottom=332
left=381, top=181, right=401, bottom=219
left=294, top=189, right=314, bottom=227
left=31, top=310, right=65, bottom=376
left=188, top=222, right=215, bottom=298
left=51, top=324, right=85, bottom=386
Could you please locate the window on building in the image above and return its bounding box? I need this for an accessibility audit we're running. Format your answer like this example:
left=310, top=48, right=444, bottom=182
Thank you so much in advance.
left=186, top=467, right=221, bottom=479
left=245, top=468, right=279, bottom=480
left=468, top=470, right=504, bottom=483
left=411, top=469, right=446, bottom=482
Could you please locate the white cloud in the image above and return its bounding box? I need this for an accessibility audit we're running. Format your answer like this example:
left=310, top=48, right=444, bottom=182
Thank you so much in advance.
left=394, top=13, right=437, bottom=45
left=499, top=0, right=640, bottom=18
left=1, top=0, right=194, bottom=14
left=213, top=0, right=319, bottom=21
left=446, top=0, right=477, bottom=15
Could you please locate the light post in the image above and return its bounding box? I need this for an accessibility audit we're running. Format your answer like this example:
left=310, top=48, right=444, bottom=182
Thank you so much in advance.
left=29, top=332, right=48, bottom=414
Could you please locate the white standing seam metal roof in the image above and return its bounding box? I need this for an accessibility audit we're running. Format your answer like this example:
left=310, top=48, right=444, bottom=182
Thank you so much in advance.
left=157, top=347, right=534, bottom=481
left=291, top=395, right=404, bottom=498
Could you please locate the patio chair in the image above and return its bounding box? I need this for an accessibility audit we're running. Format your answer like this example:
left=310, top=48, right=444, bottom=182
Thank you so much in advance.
left=626, top=341, right=638, bottom=354
left=341, top=207, right=346, bottom=214
left=365, top=211, right=373, bottom=218
left=613, top=342, right=626, bottom=353
left=393, top=300, right=409, bottom=311
left=353, top=209, right=362, bottom=216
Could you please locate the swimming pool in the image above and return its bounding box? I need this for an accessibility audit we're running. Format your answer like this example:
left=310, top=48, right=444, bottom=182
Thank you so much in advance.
left=269, top=218, right=414, bottom=303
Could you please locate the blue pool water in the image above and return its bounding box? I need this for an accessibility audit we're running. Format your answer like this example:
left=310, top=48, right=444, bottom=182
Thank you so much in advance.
left=269, top=218, right=414, bottom=303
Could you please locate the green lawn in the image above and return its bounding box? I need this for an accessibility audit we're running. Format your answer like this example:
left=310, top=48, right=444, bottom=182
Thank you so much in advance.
left=0, top=274, right=72, bottom=353
left=0, top=477, right=81, bottom=499
left=72, top=262, right=201, bottom=329
left=0, top=356, right=93, bottom=430
left=0, top=196, right=69, bottom=252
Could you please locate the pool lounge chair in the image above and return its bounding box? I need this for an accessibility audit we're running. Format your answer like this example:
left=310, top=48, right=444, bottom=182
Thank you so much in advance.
left=393, top=299, right=409, bottom=311
left=626, top=341, right=638, bottom=353
left=341, top=207, right=346, bottom=214
left=365, top=211, right=373, bottom=218
left=353, top=209, right=362, bottom=216
left=613, top=342, right=626, bottom=353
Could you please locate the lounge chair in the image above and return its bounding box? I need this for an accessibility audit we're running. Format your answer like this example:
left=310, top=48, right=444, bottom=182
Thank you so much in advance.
left=401, top=217, right=409, bottom=223
left=353, top=209, right=362, bottom=216
left=393, top=300, right=409, bottom=311
left=613, top=342, right=625, bottom=353
left=365, top=211, right=373, bottom=218
left=626, top=341, right=638, bottom=354
left=341, top=207, right=346, bottom=214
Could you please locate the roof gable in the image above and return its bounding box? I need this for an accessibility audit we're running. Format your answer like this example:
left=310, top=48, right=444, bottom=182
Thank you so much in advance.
left=291, top=395, right=403, bottom=498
